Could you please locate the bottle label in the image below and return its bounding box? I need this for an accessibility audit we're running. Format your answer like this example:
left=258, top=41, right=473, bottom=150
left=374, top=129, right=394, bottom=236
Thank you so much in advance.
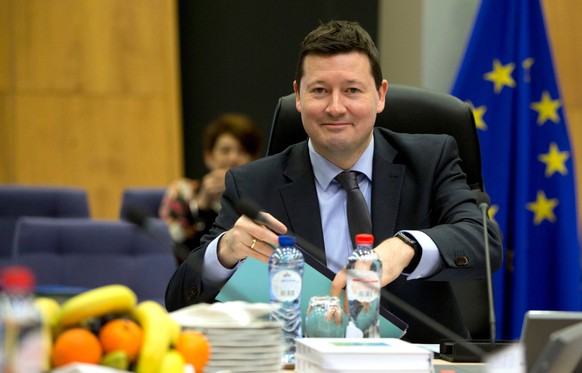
left=347, top=269, right=380, bottom=302
left=1, top=321, right=44, bottom=373
left=271, top=270, right=302, bottom=302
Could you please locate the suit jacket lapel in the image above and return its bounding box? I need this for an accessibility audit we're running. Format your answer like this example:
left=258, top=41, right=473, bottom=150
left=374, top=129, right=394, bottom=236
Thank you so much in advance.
left=279, top=142, right=327, bottom=265
left=372, top=129, right=405, bottom=243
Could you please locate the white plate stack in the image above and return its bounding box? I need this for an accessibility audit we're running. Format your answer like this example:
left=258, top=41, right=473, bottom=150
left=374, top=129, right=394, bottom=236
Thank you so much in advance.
left=171, top=302, right=285, bottom=373
left=196, top=321, right=284, bottom=372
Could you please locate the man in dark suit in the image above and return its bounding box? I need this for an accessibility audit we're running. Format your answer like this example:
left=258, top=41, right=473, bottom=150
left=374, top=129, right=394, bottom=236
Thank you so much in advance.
left=166, top=20, right=503, bottom=343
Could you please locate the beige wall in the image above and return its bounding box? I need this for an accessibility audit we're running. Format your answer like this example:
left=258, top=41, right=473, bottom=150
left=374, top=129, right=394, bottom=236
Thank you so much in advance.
left=543, top=0, right=582, bottom=231
left=0, top=0, right=182, bottom=219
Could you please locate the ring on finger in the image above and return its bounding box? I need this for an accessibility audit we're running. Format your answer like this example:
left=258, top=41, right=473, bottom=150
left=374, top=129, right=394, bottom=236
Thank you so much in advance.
left=250, top=238, right=257, bottom=250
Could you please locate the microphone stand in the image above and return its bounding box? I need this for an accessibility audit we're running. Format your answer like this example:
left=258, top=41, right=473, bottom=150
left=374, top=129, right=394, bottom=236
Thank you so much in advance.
left=439, top=191, right=513, bottom=362
left=480, top=201, right=496, bottom=348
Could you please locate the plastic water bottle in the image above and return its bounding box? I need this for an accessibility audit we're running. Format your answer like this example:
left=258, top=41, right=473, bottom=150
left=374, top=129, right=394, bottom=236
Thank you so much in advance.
left=345, top=233, right=382, bottom=338
left=0, top=265, right=44, bottom=373
left=269, top=235, right=304, bottom=367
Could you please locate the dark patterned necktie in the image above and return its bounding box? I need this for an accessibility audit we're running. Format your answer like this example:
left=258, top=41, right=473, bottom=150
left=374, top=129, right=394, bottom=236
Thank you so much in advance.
left=335, top=171, right=372, bottom=248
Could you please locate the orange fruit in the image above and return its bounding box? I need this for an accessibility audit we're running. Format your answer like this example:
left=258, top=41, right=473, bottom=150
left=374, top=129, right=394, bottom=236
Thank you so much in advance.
left=51, top=328, right=103, bottom=368
left=98, top=318, right=143, bottom=362
left=175, top=330, right=211, bottom=372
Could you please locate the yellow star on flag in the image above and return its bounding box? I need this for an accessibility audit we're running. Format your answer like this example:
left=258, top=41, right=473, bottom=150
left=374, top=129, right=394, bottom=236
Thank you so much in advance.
left=483, top=59, right=516, bottom=94
left=468, top=102, right=487, bottom=130
left=530, top=91, right=561, bottom=125
left=538, top=142, right=570, bottom=177
left=526, top=190, right=558, bottom=225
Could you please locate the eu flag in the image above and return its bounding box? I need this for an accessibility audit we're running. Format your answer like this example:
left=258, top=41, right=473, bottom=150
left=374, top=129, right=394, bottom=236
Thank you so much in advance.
left=451, top=0, right=581, bottom=340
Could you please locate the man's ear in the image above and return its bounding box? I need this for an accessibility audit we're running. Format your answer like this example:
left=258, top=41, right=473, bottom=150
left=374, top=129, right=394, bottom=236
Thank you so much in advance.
left=376, top=79, right=389, bottom=113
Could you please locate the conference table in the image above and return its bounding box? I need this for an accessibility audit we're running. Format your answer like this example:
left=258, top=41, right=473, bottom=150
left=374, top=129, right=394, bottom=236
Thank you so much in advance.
left=433, top=358, right=486, bottom=373
left=279, top=358, right=485, bottom=373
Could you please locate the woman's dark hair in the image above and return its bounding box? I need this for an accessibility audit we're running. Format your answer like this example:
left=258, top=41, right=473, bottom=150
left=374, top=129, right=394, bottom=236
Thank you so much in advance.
left=295, top=20, right=383, bottom=90
left=202, top=113, right=262, bottom=159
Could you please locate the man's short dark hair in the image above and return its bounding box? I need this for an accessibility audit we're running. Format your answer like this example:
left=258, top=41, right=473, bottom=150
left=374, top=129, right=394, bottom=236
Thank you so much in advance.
left=295, top=20, right=383, bottom=90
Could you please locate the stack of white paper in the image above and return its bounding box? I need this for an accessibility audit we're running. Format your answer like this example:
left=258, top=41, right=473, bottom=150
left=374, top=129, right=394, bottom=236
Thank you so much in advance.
left=295, top=338, right=433, bottom=373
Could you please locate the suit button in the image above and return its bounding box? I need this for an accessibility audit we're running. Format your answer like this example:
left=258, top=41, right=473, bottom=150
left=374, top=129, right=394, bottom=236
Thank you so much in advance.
left=454, top=256, right=469, bottom=266
left=185, top=287, right=198, bottom=300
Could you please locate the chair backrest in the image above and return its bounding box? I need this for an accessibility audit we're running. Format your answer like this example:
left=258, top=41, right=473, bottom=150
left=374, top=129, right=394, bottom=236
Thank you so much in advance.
left=0, top=185, right=90, bottom=260
left=119, top=187, right=166, bottom=220
left=11, top=217, right=176, bottom=305
left=268, top=84, right=490, bottom=339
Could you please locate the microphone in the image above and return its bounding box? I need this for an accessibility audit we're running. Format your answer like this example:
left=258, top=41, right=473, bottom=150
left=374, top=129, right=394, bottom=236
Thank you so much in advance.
left=234, top=198, right=488, bottom=359
left=474, top=191, right=496, bottom=347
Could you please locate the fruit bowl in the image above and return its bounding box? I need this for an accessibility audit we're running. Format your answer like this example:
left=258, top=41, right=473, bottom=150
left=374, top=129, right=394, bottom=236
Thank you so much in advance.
left=37, top=284, right=207, bottom=373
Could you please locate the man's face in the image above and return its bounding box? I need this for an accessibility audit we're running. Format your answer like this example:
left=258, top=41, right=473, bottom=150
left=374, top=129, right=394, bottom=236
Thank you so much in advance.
left=294, top=51, right=388, bottom=165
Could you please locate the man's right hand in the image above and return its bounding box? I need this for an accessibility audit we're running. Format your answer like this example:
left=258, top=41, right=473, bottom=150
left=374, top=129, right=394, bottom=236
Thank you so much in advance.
left=217, top=212, right=287, bottom=268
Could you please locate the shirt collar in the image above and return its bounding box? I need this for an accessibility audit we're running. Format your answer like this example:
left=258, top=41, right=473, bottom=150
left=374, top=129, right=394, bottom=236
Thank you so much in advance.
left=308, top=135, right=374, bottom=190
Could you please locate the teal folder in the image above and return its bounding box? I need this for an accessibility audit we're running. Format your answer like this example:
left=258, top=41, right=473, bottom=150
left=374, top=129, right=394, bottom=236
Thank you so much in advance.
left=216, top=257, right=407, bottom=338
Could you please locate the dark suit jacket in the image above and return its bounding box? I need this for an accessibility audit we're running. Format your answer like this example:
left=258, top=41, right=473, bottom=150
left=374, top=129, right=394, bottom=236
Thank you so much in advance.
left=165, top=127, right=503, bottom=343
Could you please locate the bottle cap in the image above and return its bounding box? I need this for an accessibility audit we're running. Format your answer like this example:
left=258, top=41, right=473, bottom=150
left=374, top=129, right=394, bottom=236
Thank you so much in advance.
left=0, top=266, right=36, bottom=293
left=278, top=235, right=296, bottom=247
left=355, top=233, right=374, bottom=245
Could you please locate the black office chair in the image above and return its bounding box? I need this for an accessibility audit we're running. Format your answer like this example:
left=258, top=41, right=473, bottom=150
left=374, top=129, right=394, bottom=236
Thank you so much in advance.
left=267, top=84, right=490, bottom=339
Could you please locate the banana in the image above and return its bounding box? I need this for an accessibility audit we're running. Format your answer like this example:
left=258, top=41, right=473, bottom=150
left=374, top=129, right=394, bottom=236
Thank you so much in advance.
left=35, top=297, right=61, bottom=326
left=34, top=297, right=61, bottom=372
left=167, top=314, right=181, bottom=347
left=55, top=284, right=137, bottom=327
left=132, top=301, right=172, bottom=373
left=158, top=349, right=185, bottom=373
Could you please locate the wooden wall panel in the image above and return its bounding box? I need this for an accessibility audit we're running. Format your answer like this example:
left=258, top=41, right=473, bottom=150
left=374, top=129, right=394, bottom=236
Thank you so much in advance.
left=0, top=0, right=11, bottom=92
left=12, top=0, right=165, bottom=95
left=1, top=0, right=182, bottom=219
left=543, top=0, right=582, bottom=233
left=0, top=0, right=13, bottom=181
left=12, top=96, right=176, bottom=217
left=0, top=97, right=13, bottom=182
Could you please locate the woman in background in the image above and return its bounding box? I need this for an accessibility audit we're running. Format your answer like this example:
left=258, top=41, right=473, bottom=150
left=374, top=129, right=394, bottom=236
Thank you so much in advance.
left=160, top=113, right=262, bottom=263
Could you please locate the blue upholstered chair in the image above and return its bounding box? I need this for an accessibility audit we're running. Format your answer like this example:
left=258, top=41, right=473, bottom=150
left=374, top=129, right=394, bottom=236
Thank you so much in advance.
left=11, top=217, right=176, bottom=305
left=0, top=185, right=90, bottom=265
left=119, top=187, right=166, bottom=220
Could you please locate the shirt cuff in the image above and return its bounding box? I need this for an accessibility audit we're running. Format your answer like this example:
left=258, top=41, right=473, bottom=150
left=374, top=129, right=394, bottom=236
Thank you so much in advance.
left=202, top=232, right=239, bottom=289
left=401, top=230, right=442, bottom=280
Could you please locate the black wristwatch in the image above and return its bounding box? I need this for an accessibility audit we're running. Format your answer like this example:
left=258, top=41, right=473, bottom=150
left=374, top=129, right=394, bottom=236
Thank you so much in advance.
left=395, top=231, right=422, bottom=275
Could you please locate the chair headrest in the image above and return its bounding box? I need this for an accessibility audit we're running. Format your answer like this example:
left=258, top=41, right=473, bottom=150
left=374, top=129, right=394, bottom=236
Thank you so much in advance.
left=267, top=84, right=483, bottom=191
